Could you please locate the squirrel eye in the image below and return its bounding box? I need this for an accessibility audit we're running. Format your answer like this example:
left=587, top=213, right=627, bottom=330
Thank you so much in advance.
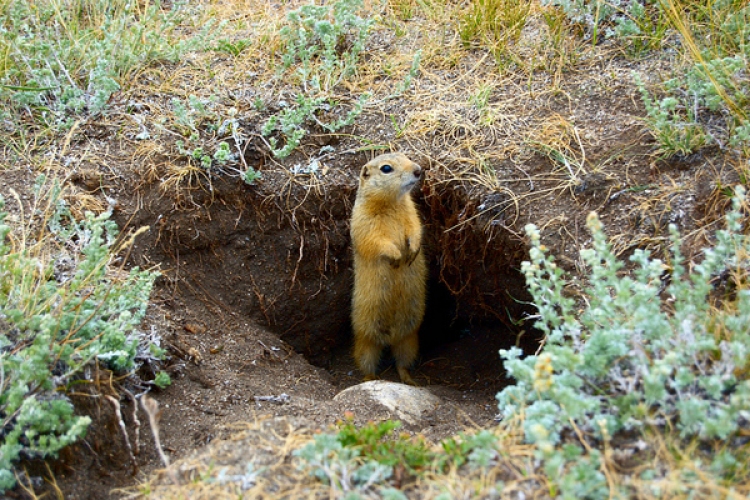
left=380, top=164, right=393, bottom=173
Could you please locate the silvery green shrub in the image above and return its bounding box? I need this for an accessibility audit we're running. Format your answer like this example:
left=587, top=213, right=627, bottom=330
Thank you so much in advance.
left=262, top=0, right=373, bottom=158
left=498, top=186, right=750, bottom=498
left=0, top=180, right=159, bottom=491
left=0, top=0, right=216, bottom=129
left=540, top=0, right=658, bottom=41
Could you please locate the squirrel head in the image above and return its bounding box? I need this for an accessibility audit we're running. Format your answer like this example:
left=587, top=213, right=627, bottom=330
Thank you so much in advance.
left=358, top=153, right=422, bottom=199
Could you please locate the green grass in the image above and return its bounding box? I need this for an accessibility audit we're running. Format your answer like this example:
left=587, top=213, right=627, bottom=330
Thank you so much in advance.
left=459, top=0, right=532, bottom=58
left=293, top=417, right=508, bottom=497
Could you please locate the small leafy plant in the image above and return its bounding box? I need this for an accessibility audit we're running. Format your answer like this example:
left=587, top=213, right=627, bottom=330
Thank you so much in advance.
left=497, top=186, right=750, bottom=498
left=294, top=421, right=401, bottom=496
left=243, top=168, right=262, bottom=186
left=540, top=0, right=664, bottom=46
left=439, top=429, right=501, bottom=469
left=0, top=178, right=160, bottom=491
left=175, top=139, right=237, bottom=170
left=214, top=38, right=253, bottom=57
left=335, top=419, right=434, bottom=474
left=262, top=93, right=369, bottom=158
left=294, top=418, right=441, bottom=497
left=174, top=138, right=260, bottom=186
left=262, top=0, right=374, bottom=158
left=634, top=73, right=708, bottom=157
left=635, top=52, right=750, bottom=157
left=172, top=95, right=217, bottom=137
left=293, top=416, right=507, bottom=496
left=168, top=97, right=262, bottom=184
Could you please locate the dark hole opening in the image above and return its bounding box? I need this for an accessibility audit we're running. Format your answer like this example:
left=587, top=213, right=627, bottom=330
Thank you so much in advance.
left=323, top=269, right=540, bottom=392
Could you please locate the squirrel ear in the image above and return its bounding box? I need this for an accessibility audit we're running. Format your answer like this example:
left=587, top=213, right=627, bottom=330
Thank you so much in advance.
left=360, top=165, right=370, bottom=179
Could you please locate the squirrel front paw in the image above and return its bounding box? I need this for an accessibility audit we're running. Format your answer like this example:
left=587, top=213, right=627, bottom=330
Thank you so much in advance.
left=403, top=236, right=421, bottom=266
left=383, top=237, right=421, bottom=268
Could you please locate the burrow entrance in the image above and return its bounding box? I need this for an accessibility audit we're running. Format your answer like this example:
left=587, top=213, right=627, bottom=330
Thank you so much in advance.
left=118, top=149, right=538, bottom=391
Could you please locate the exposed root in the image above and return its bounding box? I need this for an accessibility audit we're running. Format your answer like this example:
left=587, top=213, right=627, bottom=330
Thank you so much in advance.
left=106, top=395, right=138, bottom=475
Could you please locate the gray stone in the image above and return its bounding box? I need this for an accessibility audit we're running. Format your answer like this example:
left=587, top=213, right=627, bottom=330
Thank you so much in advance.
left=334, top=381, right=442, bottom=425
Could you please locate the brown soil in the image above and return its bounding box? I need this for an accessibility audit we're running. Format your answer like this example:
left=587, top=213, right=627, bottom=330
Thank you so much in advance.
left=1, top=6, right=742, bottom=499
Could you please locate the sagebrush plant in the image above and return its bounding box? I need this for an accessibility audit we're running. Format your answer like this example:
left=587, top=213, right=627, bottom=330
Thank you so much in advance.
left=172, top=95, right=219, bottom=137
left=170, top=96, right=261, bottom=185
left=391, top=50, right=422, bottom=98
left=0, top=178, right=161, bottom=491
left=540, top=0, right=664, bottom=46
left=634, top=73, right=709, bottom=157
left=0, top=0, right=216, bottom=130
left=262, top=0, right=374, bottom=158
left=497, top=186, right=750, bottom=498
left=635, top=57, right=749, bottom=156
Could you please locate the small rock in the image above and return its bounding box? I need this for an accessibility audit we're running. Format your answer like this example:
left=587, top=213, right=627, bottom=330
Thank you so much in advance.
left=334, top=381, right=442, bottom=425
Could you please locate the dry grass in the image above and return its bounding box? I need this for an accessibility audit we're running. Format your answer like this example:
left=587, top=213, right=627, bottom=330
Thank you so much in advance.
left=101, top=0, right=623, bottom=203
left=12, top=0, right=657, bottom=245
left=130, top=412, right=750, bottom=499
left=122, top=416, right=342, bottom=499
left=123, top=415, right=548, bottom=500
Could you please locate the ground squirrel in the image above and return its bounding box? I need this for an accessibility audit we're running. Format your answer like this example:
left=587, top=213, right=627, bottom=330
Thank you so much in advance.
left=350, top=153, right=427, bottom=385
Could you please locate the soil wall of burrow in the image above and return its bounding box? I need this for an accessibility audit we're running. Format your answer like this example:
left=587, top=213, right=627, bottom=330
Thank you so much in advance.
left=119, top=152, right=537, bottom=385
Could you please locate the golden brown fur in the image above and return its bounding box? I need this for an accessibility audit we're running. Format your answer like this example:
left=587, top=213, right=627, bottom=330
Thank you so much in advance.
left=350, top=153, right=427, bottom=385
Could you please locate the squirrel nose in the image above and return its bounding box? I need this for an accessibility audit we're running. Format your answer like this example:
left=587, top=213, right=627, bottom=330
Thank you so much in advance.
left=413, top=166, right=422, bottom=178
